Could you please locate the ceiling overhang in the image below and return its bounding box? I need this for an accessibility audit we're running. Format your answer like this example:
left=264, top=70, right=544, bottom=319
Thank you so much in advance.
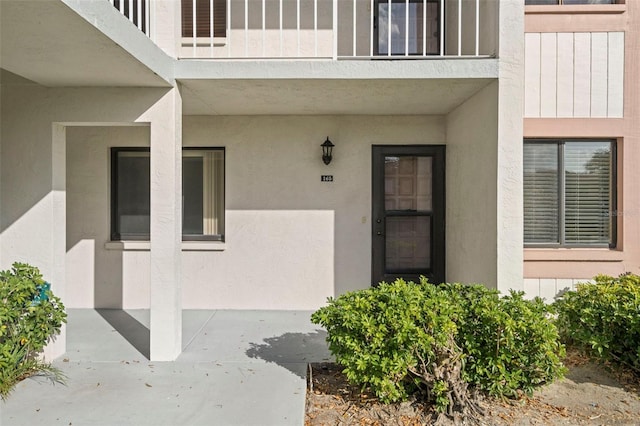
left=0, top=0, right=172, bottom=87
left=177, top=59, right=498, bottom=115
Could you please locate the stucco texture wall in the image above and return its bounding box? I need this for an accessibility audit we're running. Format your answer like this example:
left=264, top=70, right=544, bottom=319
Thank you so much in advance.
left=65, top=116, right=447, bottom=310
left=446, top=82, right=499, bottom=288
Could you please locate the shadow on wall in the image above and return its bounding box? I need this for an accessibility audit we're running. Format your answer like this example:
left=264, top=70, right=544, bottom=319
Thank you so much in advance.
left=0, top=75, right=167, bottom=235
left=96, top=309, right=150, bottom=359
left=246, top=330, right=333, bottom=378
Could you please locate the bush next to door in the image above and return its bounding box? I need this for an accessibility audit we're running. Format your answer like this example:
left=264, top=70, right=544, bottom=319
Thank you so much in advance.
left=311, top=278, right=565, bottom=420
left=445, top=284, right=566, bottom=398
left=0, top=262, right=67, bottom=399
left=555, top=273, right=640, bottom=371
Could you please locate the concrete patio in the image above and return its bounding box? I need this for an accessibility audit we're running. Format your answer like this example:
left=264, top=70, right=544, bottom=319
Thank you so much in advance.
left=0, top=309, right=332, bottom=426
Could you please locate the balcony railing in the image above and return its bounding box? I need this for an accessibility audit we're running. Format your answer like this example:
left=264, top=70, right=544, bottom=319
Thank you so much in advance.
left=179, top=0, right=496, bottom=59
left=110, top=0, right=151, bottom=36
left=108, top=0, right=496, bottom=59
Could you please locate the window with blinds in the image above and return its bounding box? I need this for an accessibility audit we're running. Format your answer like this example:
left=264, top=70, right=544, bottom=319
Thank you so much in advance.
left=181, top=0, right=227, bottom=38
left=524, top=140, right=615, bottom=247
left=111, top=147, right=225, bottom=241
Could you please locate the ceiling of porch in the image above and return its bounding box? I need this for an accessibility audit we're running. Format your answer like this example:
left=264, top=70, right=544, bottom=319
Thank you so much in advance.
left=180, top=78, right=495, bottom=116
left=0, top=0, right=171, bottom=87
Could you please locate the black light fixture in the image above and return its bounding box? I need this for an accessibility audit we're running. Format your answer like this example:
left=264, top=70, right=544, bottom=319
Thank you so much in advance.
left=321, top=137, right=334, bottom=165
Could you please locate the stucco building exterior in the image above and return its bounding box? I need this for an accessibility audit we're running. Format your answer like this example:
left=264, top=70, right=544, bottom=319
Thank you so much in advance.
left=0, top=0, right=633, bottom=361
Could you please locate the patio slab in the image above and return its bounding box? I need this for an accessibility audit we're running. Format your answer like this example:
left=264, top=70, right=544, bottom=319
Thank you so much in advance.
left=1, top=309, right=332, bottom=426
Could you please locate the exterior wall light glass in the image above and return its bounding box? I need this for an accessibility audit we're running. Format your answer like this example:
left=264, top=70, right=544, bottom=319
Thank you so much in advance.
left=321, top=137, right=334, bottom=165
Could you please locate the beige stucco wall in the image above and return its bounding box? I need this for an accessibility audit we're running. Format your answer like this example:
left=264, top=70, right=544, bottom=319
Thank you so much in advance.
left=446, top=82, right=499, bottom=287
left=63, top=110, right=514, bottom=309
left=66, top=126, right=151, bottom=309
left=523, top=2, right=640, bottom=289
left=65, top=116, right=448, bottom=309
left=0, top=78, right=184, bottom=359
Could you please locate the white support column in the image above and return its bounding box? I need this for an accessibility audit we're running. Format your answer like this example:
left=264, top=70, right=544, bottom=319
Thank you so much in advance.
left=147, top=88, right=183, bottom=361
left=43, top=123, right=67, bottom=361
left=496, top=0, right=525, bottom=293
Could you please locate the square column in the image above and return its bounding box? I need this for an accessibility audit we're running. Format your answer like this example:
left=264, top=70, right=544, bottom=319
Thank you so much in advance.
left=496, top=0, right=525, bottom=293
left=146, top=88, right=183, bottom=361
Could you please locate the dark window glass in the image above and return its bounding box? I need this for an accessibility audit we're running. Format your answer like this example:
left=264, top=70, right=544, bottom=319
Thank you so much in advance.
left=183, top=157, right=204, bottom=235
left=113, top=150, right=150, bottom=240
left=182, top=0, right=227, bottom=38
left=111, top=148, right=225, bottom=241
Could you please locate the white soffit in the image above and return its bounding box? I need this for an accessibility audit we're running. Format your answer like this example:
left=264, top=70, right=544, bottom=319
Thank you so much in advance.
left=180, top=78, right=495, bottom=115
left=177, top=60, right=498, bottom=115
left=0, top=0, right=172, bottom=87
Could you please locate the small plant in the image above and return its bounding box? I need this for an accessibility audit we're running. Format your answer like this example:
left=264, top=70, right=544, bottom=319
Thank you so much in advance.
left=312, top=278, right=566, bottom=421
left=555, top=273, right=640, bottom=371
left=0, top=262, right=67, bottom=399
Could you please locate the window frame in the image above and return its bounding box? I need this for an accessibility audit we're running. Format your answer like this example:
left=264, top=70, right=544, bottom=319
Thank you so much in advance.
left=181, top=147, right=226, bottom=242
left=110, top=147, right=226, bottom=242
left=523, top=139, right=617, bottom=249
left=181, top=0, right=227, bottom=39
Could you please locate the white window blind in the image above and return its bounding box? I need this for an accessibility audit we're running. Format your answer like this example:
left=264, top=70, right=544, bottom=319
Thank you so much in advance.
left=524, top=140, right=614, bottom=247
left=564, top=142, right=611, bottom=245
left=524, top=143, right=559, bottom=243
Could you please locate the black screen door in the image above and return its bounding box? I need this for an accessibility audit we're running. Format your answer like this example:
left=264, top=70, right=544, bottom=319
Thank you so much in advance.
left=372, top=145, right=445, bottom=286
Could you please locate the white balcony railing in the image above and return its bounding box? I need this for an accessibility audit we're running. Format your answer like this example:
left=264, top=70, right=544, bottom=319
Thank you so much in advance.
left=110, top=0, right=151, bottom=36
left=180, top=0, right=496, bottom=59
left=109, top=0, right=496, bottom=60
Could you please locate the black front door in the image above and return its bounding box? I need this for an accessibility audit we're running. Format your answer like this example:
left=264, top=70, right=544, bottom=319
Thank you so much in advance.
left=371, top=145, right=445, bottom=286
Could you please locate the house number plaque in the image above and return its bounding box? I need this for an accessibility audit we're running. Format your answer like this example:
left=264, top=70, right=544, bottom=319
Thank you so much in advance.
left=321, top=175, right=334, bottom=182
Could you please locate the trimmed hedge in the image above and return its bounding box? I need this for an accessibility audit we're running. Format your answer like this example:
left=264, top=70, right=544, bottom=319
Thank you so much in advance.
left=311, top=278, right=565, bottom=413
left=555, top=273, right=640, bottom=370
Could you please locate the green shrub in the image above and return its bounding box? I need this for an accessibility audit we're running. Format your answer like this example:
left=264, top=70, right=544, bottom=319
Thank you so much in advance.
left=443, top=284, right=566, bottom=397
left=311, top=278, right=566, bottom=415
left=0, top=263, right=67, bottom=399
left=555, top=273, right=640, bottom=370
left=311, top=279, right=461, bottom=405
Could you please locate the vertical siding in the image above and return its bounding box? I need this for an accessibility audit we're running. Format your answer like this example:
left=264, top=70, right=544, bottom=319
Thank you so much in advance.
left=524, top=33, right=541, bottom=117
left=573, top=32, right=592, bottom=117
left=540, top=33, right=557, bottom=117
left=523, top=277, right=594, bottom=302
left=608, top=32, right=625, bottom=117
left=556, top=33, right=574, bottom=117
left=591, top=33, right=609, bottom=117
left=524, top=32, right=624, bottom=118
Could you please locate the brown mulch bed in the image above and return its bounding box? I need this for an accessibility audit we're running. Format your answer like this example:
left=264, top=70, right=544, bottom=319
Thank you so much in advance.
left=305, top=348, right=640, bottom=426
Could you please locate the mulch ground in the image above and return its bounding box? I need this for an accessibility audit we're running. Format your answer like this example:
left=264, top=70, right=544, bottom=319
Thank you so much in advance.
left=305, top=348, right=640, bottom=426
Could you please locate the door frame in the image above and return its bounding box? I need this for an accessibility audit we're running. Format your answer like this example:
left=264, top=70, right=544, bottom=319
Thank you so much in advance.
left=371, top=145, right=446, bottom=286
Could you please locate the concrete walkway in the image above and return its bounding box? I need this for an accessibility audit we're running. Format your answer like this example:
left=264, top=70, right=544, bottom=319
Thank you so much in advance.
left=1, top=309, right=333, bottom=426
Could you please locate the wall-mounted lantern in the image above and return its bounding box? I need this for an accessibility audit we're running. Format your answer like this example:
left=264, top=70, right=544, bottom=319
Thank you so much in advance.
left=321, top=137, right=334, bottom=165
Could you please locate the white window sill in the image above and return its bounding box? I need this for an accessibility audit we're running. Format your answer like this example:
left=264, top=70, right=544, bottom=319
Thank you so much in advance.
left=104, top=241, right=226, bottom=252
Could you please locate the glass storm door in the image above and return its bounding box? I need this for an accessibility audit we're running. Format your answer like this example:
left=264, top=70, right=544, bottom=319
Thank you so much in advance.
left=372, top=146, right=445, bottom=286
